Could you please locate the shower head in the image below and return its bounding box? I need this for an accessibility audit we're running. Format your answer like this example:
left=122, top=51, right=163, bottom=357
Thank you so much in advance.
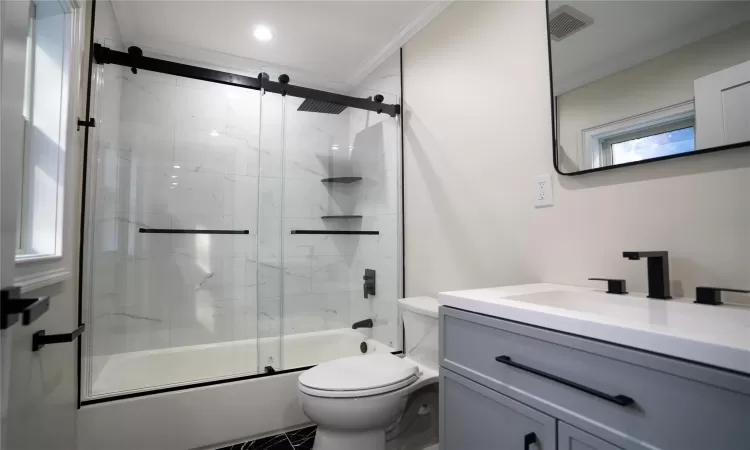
left=297, top=98, right=348, bottom=115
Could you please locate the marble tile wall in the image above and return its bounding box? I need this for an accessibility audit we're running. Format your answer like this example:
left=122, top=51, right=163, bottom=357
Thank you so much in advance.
left=89, top=55, right=403, bottom=371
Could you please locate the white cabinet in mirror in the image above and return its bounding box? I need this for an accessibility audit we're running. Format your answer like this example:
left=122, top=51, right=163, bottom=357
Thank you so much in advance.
left=548, top=0, right=750, bottom=174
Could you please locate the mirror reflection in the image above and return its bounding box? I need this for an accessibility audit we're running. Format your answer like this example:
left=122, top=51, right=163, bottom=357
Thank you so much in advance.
left=549, top=1, right=750, bottom=173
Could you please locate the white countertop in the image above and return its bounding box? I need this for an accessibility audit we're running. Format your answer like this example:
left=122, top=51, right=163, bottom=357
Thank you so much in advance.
left=438, top=283, right=750, bottom=375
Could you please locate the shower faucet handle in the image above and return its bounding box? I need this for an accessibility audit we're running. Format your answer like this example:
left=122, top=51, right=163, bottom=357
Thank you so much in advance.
left=363, top=269, right=376, bottom=298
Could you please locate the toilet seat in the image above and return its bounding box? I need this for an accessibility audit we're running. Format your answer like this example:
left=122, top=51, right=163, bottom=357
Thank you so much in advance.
left=299, top=354, right=420, bottom=399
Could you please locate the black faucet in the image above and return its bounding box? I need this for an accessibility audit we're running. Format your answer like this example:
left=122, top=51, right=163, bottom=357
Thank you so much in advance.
left=622, top=251, right=671, bottom=299
left=363, top=269, right=376, bottom=298
left=352, top=319, right=374, bottom=330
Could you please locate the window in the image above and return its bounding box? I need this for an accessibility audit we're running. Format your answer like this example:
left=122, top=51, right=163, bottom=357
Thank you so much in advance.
left=580, top=101, right=696, bottom=169
left=609, top=125, right=695, bottom=165
left=16, top=0, right=75, bottom=262
left=602, top=118, right=695, bottom=166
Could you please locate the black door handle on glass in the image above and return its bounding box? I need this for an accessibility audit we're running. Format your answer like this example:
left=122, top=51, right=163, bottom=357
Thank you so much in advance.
left=32, top=324, right=85, bottom=352
left=495, top=355, right=634, bottom=407
left=524, top=432, right=536, bottom=450
left=0, top=286, right=50, bottom=330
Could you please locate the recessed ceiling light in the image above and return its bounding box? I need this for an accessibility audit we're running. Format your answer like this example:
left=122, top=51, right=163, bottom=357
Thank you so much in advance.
left=254, top=25, right=274, bottom=42
left=173, top=165, right=181, bottom=169
left=171, top=175, right=178, bottom=178
left=210, top=130, right=219, bottom=137
left=172, top=182, right=178, bottom=186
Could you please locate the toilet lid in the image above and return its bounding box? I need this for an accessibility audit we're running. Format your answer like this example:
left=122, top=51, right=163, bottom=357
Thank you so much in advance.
left=299, top=354, right=419, bottom=392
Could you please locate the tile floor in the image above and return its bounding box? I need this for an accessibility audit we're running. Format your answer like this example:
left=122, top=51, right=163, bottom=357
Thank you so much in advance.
left=215, top=425, right=316, bottom=450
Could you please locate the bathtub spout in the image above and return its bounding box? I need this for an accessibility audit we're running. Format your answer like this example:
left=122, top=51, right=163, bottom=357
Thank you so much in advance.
left=352, top=319, right=374, bottom=330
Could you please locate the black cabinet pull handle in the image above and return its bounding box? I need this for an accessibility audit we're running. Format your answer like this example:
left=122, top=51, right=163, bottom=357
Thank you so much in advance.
left=32, top=324, right=85, bottom=352
left=524, top=432, right=536, bottom=450
left=496, top=355, right=634, bottom=407
left=1, top=287, right=49, bottom=330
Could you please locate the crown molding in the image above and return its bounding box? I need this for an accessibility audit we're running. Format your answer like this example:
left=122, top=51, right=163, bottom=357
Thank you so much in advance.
left=350, top=1, right=452, bottom=86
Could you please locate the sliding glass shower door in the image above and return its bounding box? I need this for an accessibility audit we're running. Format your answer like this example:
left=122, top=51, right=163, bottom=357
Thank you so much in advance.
left=263, top=77, right=404, bottom=372
left=81, top=51, right=403, bottom=401
left=82, top=58, right=270, bottom=400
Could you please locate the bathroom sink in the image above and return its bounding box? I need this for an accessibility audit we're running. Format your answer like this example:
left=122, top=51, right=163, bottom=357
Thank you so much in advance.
left=502, top=289, right=748, bottom=335
left=439, top=283, right=750, bottom=374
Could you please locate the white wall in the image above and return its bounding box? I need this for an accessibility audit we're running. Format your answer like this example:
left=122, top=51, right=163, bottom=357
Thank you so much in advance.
left=403, top=1, right=750, bottom=303
left=557, top=21, right=750, bottom=171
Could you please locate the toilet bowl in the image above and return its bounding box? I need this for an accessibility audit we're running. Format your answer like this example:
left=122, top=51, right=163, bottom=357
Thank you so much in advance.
left=297, top=297, right=439, bottom=450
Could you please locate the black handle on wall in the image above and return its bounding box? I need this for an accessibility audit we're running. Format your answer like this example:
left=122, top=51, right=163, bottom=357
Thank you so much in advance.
left=524, top=432, right=536, bottom=450
left=0, top=287, right=50, bottom=330
left=33, top=324, right=86, bottom=352
left=495, top=355, right=634, bottom=407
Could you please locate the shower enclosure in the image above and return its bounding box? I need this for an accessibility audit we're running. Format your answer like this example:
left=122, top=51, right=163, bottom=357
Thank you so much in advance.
left=80, top=44, right=403, bottom=401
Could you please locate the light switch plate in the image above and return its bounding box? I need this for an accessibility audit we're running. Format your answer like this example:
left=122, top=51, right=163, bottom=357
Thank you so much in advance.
left=534, top=174, right=553, bottom=207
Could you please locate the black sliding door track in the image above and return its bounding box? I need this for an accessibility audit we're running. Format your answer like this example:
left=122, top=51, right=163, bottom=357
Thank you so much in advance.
left=93, top=44, right=400, bottom=117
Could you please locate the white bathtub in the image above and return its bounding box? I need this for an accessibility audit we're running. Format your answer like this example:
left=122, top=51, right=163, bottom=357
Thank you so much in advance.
left=90, top=328, right=393, bottom=398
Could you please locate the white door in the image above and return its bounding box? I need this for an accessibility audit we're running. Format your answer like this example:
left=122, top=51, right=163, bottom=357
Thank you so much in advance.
left=1, top=0, right=84, bottom=448
left=694, top=59, right=750, bottom=149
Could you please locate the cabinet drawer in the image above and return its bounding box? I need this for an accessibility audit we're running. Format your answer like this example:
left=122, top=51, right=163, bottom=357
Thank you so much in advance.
left=441, top=307, right=750, bottom=450
left=440, top=368, right=555, bottom=450
left=558, top=422, right=623, bottom=450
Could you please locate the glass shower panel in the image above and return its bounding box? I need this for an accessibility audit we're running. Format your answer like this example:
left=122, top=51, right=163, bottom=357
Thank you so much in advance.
left=348, top=87, right=402, bottom=352
left=278, top=85, right=402, bottom=372
left=256, top=71, right=284, bottom=373
left=83, top=65, right=263, bottom=400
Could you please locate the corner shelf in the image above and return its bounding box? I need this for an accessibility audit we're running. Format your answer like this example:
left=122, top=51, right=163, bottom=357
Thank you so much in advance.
left=321, top=177, right=362, bottom=184
left=321, top=215, right=363, bottom=219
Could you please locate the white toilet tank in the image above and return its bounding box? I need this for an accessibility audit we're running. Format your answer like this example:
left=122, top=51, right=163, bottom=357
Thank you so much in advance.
left=398, top=297, right=439, bottom=371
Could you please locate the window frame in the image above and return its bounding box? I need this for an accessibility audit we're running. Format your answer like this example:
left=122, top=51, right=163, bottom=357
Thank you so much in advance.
left=14, top=0, right=85, bottom=296
left=579, top=100, right=696, bottom=170
left=15, top=0, right=80, bottom=265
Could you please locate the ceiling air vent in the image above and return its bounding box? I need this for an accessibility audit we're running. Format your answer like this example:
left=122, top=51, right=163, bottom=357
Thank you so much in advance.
left=549, top=5, right=593, bottom=42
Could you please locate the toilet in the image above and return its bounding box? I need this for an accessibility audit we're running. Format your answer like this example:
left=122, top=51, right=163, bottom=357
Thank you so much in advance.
left=298, top=297, right=439, bottom=450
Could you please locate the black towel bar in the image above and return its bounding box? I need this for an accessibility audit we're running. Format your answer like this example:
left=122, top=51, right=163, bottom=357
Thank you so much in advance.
left=291, top=230, right=379, bottom=235
left=139, top=228, right=249, bottom=235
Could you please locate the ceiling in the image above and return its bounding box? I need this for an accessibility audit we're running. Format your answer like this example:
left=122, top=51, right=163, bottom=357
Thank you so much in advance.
left=111, top=1, right=447, bottom=87
left=550, top=1, right=750, bottom=94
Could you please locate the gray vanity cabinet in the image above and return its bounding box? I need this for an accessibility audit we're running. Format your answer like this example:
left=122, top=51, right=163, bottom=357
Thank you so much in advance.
left=441, top=369, right=556, bottom=449
left=558, top=423, right=622, bottom=450
left=439, top=306, right=750, bottom=450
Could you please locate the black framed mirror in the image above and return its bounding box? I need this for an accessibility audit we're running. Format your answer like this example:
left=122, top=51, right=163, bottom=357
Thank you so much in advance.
left=547, top=0, right=750, bottom=176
